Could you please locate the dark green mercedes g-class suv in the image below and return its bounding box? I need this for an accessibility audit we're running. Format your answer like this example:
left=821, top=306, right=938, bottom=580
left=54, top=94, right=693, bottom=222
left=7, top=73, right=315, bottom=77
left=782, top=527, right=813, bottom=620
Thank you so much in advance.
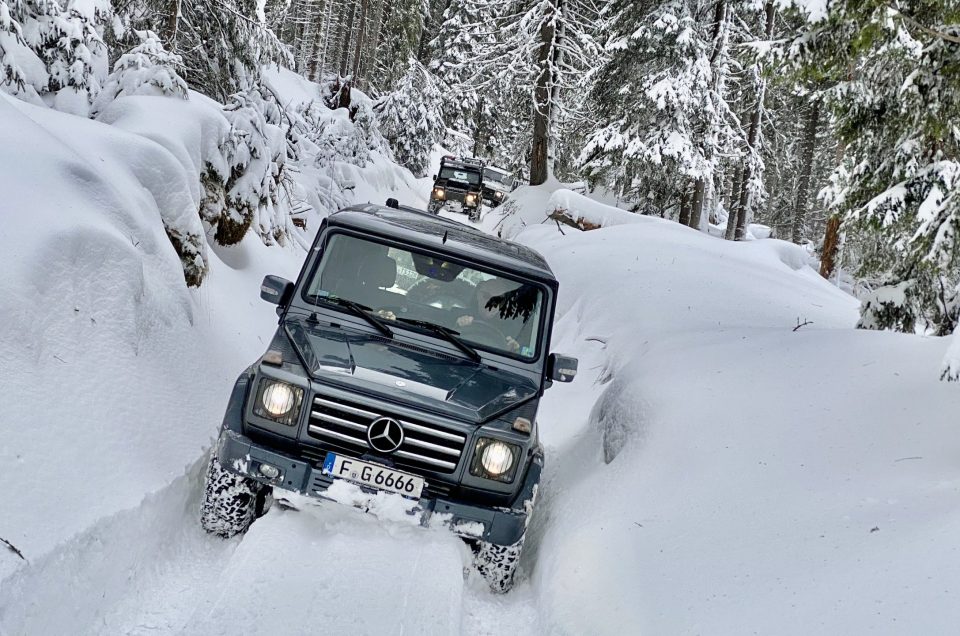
left=200, top=200, right=577, bottom=592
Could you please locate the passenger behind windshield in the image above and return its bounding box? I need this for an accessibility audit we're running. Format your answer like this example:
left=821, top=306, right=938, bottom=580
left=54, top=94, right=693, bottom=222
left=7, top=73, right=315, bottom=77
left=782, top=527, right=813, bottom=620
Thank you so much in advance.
left=304, top=233, right=542, bottom=359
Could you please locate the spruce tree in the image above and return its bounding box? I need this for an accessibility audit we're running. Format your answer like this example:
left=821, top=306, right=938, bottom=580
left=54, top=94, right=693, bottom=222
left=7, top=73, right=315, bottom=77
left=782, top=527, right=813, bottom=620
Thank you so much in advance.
left=790, top=0, right=960, bottom=336
left=374, top=56, right=444, bottom=176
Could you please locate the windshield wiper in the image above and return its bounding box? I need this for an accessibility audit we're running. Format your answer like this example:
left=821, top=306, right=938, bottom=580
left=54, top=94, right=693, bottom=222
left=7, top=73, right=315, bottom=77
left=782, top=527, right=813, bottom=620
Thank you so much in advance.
left=311, top=295, right=393, bottom=338
left=393, top=317, right=481, bottom=363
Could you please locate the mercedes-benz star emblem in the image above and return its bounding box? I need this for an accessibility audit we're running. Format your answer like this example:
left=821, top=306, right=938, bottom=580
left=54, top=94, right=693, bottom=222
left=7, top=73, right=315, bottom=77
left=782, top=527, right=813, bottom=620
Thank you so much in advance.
left=367, top=417, right=404, bottom=454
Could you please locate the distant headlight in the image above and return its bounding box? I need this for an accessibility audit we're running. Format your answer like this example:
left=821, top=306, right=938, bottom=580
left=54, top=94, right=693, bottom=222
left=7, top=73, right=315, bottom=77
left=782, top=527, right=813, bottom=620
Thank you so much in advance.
left=470, top=437, right=520, bottom=482
left=465, top=193, right=478, bottom=206
left=432, top=187, right=446, bottom=200
left=494, top=191, right=503, bottom=199
left=253, top=379, right=303, bottom=426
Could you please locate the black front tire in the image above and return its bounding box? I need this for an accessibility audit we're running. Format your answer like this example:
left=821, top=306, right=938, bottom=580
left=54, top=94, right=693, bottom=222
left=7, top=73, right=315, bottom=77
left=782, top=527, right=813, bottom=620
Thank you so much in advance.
left=428, top=201, right=442, bottom=214
left=200, top=453, right=269, bottom=538
left=474, top=534, right=526, bottom=593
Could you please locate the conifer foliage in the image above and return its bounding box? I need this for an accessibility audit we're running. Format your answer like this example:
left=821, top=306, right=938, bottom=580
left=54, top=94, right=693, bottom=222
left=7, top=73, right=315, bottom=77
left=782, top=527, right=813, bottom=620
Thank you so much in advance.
left=374, top=57, right=444, bottom=177
left=91, top=31, right=188, bottom=116
left=790, top=1, right=960, bottom=339
left=0, top=0, right=106, bottom=111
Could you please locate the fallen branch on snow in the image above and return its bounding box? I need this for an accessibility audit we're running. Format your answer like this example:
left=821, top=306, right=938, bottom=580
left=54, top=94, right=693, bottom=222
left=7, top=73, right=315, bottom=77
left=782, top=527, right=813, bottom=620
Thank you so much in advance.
left=1, top=536, right=26, bottom=561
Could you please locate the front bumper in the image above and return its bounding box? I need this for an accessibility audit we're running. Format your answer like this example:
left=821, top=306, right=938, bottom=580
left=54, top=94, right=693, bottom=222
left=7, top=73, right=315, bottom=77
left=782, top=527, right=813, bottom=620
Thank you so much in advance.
left=432, top=190, right=480, bottom=211
left=216, top=428, right=539, bottom=546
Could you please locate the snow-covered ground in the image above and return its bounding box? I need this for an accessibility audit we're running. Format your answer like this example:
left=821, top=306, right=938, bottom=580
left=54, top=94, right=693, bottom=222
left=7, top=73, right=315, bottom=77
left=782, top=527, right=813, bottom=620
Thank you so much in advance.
left=2, top=86, right=959, bottom=635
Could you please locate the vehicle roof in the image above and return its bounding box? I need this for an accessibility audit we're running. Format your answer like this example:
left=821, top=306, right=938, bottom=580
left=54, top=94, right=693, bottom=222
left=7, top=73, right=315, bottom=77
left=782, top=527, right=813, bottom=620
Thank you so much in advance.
left=326, top=204, right=557, bottom=284
left=440, top=158, right=483, bottom=171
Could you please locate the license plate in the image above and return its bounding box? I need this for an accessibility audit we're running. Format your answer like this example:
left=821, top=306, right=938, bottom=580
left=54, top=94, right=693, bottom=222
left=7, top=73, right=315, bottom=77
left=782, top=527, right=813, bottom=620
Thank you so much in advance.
left=322, top=453, right=424, bottom=499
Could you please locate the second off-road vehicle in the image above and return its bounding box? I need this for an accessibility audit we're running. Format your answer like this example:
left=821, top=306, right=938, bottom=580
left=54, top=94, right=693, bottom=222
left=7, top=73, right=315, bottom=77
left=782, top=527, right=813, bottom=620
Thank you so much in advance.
left=429, top=156, right=485, bottom=221
left=482, top=165, right=517, bottom=208
left=200, top=200, right=577, bottom=592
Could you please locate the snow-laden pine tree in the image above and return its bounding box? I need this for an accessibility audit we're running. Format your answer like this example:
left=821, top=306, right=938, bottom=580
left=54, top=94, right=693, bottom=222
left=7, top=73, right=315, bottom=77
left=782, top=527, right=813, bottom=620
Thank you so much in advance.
left=0, top=0, right=44, bottom=101
left=725, top=1, right=774, bottom=241
left=427, top=0, right=493, bottom=149
left=790, top=0, right=960, bottom=339
left=0, top=0, right=106, bottom=112
left=370, top=0, right=426, bottom=93
left=581, top=0, right=741, bottom=223
left=374, top=57, right=443, bottom=177
left=470, top=0, right=605, bottom=185
left=91, top=31, right=187, bottom=116
left=201, top=87, right=291, bottom=246
left=113, top=0, right=288, bottom=101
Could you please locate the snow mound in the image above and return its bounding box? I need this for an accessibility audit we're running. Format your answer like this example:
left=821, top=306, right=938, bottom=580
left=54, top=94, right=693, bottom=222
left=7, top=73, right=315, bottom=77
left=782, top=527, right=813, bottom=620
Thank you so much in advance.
left=0, top=90, right=302, bottom=586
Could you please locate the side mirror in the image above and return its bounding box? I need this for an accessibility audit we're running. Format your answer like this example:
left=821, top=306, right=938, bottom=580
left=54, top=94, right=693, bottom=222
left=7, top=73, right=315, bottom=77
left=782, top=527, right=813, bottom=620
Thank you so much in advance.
left=432, top=174, right=438, bottom=180
left=260, top=275, right=293, bottom=306
left=548, top=353, right=578, bottom=383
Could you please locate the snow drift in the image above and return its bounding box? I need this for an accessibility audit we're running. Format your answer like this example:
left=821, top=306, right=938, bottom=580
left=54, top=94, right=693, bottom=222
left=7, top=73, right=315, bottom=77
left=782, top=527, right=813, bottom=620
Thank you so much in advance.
left=509, top=209, right=960, bottom=635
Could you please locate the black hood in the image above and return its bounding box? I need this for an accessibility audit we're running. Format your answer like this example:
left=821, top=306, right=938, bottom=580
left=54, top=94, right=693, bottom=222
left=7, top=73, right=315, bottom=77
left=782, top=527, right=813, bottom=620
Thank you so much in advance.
left=284, top=316, right=537, bottom=424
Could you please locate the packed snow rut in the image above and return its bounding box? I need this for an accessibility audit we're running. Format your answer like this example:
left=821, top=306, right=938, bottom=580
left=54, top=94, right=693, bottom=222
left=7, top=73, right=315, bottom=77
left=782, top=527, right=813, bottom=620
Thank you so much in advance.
left=0, top=450, right=550, bottom=635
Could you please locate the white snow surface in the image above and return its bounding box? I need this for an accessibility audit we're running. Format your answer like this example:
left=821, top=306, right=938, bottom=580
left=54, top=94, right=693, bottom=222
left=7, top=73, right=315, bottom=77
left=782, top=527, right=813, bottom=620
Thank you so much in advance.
left=2, top=91, right=960, bottom=636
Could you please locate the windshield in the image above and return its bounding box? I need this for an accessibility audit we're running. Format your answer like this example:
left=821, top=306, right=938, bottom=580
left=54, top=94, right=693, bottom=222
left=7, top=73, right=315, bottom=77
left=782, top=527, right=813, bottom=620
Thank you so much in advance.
left=484, top=169, right=512, bottom=186
left=439, top=166, right=482, bottom=185
left=304, top=233, right=544, bottom=359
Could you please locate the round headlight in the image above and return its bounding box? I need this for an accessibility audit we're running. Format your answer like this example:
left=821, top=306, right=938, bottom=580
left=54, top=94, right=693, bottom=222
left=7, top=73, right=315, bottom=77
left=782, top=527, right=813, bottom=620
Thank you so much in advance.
left=261, top=382, right=295, bottom=416
left=480, top=441, right=515, bottom=476
left=495, top=191, right=503, bottom=199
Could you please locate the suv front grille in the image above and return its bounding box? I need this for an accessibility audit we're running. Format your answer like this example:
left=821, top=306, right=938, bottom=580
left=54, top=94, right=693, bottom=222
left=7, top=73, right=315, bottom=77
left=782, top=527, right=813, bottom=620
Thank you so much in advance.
left=308, top=395, right=467, bottom=474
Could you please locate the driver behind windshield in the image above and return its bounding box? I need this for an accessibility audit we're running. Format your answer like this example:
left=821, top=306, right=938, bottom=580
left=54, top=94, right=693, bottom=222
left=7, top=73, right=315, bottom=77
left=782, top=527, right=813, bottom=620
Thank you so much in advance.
left=457, top=278, right=534, bottom=354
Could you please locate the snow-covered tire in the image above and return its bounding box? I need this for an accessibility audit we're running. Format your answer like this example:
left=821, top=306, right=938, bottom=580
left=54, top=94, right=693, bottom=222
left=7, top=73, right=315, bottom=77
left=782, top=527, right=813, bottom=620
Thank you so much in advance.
left=200, top=454, right=266, bottom=538
left=428, top=201, right=442, bottom=215
left=474, top=534, right=525, bottom=593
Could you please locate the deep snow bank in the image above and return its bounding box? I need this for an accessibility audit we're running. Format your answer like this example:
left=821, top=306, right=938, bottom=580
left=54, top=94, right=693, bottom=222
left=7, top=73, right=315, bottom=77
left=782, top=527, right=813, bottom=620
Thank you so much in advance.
left=0, top=90, right=303, bottom=584
left=508, top=206, right=960, bottom=635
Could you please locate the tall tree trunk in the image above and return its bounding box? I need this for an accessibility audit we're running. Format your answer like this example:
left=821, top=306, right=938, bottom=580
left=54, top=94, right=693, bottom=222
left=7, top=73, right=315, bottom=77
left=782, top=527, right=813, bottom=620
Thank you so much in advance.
left=691, top=0, right=728, bottom=229
left=678, top=185, right=692, bottom=226
left=819, top=128, right=848, bottom=278
left=530, top=0, right=558, bottom=186
left=732, top=1, right=775, bottom=241
left=472, top=96, right=486, bottom=157
left=306, top=1, right=326, bottom=81
left=317, top=0, right=335, bottom=80
left=365, top=0, right=386, bottom=78
left=791, top=98, right=821, bottom=244
left=819, top=215, right=842, bottom=278
left=690, top=178, right=705, bottom=229
left=350, top=0, right=370, bottom=86
left=339, top=2, right=357, bottom=76
left=725, top=166, right=744, bottom=240
left=166, top=0, right=181, bottom=44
